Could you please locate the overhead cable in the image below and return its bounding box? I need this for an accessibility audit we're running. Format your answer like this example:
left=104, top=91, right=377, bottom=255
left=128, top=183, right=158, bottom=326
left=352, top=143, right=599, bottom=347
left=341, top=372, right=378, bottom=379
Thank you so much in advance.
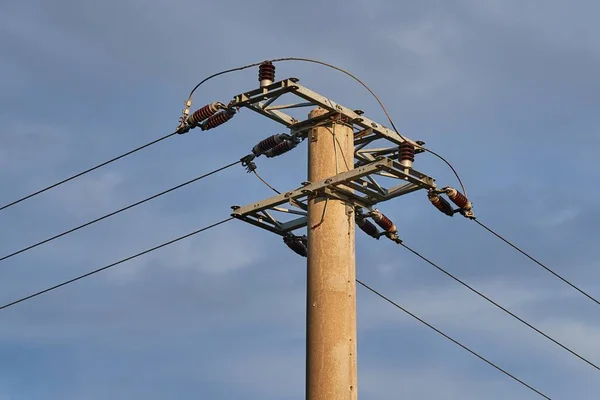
left=0, top=161, right=240, bottom=263
left=0, top=218, right=233, bottom=312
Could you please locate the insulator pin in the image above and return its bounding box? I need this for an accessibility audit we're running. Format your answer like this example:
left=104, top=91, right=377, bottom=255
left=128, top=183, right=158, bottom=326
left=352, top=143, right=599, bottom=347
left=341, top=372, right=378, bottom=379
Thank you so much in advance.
left=252, top=134, right=288, bottom=156
left=428, top=192, right=454, bottom=216
left=445, top=188, right=472, bottom=211
left=187, top=102, right=225, bottom=127
left=200, top=109, right=236, bottom=131
left=259, top=61, right=276, bottom=87
left=355, top=214, right=380, bottom=239
left=264, top=139, right=297, bottom=158
left=398, top=142, right=415, bottom=168
left=370, top=209, right=397, bottom=234
left=283, top=235, right=307, bottom=257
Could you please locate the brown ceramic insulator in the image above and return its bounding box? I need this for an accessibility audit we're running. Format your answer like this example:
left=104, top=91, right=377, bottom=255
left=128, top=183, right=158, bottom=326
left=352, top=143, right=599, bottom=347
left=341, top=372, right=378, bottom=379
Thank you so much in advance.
left=258, top=61, right=276, bottom=84
left=187, top=102, right=224, bottom=126
left=200, top=109, right=235, bottom=131
left=398, top=142, right=415, bottom=163
left=446, top=188, right=472, bottom=210
left=428, top=192, right=454, bottom=216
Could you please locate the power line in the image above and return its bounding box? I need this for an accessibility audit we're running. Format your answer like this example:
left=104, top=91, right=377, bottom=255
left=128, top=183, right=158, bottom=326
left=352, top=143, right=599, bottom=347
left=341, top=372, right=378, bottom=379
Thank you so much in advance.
left=3, top=61, right=266, bottom=213
left=0, top=217, right=233, bottom=312
left=356, top=279, right=552, bottom=399
left=0, top=161, right=240, bottom=264
left=188, top=62, right=265, bottom=99
left=2, top=60, right=276, bottom=213
left=400, top=243, right=600, bottom=372
left=474, top=219, right=600, bottom=307
left=0, top=132, right=177, bottom=212
left=252, top=170, right=281, bottom=194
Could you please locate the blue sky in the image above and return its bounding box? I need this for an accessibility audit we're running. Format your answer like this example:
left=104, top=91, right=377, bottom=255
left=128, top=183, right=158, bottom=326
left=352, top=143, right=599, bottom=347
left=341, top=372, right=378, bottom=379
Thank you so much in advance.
left=1, top=0, right=600, bottom=398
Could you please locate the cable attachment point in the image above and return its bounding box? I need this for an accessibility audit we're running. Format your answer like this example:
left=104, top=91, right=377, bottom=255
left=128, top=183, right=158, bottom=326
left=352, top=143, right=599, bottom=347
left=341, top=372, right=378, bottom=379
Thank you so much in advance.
left=283, top=234, right=307, bottom=257
left=369, top=209, right=402, bottom=244
left=415, top=140, right=426, bottom=154
left=177, top=102, right=229, bottom=134
left=427, top=190, right=455, bottom=217
left=176, top=100, right=193, bottom=134
left=240, top=155, right=257, bottom=173
left=355, top=209, right=381, bottom=239
left=442, top=187, right=475, bottom=219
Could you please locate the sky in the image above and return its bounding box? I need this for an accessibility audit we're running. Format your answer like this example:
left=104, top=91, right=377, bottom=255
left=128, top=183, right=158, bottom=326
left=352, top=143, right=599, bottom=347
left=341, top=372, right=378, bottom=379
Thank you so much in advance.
left=1, top=0, right=600, bottom=398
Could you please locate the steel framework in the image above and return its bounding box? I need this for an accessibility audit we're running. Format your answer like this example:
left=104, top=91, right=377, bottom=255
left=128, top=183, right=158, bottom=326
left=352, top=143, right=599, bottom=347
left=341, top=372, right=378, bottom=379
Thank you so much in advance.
left=228, top=77, right=437, bottom=236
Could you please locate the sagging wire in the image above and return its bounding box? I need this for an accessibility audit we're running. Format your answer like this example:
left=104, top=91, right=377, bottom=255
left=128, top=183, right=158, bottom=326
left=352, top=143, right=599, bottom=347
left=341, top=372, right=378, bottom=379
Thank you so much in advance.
left=0, top=131, right=177, bottom=213
left=177, top=61, right=267, bottom=133
left=177, top=61, right=277, bottom=134
left=270, top=57, right=468, bottom=198
left=1, top=60, right=271, bottom=213
left=252, top=170, right=281, bottom=195
left=310, top=198, right=329, bottom=231
left=474, top=219, right=600, bottom=307
left=401, top=242, right=600, bottom=373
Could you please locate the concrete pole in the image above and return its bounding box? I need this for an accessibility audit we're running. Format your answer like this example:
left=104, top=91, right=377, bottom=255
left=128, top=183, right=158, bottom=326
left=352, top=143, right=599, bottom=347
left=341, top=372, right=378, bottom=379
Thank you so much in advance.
left=306, top=108, right=357, bottom=400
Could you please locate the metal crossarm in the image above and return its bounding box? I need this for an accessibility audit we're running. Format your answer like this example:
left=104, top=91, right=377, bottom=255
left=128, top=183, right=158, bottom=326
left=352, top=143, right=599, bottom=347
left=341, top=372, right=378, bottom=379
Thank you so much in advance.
left=229, top=78, right=421, bottom=149
left=231, top=157, right=435, bottom=236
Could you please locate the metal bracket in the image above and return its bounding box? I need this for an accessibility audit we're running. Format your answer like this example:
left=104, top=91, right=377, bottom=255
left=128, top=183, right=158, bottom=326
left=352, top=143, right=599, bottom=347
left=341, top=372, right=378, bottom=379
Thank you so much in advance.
left=230, top=78, right=420, bottom=148
left=230, top=77, right=434, bottom=199
left=231, top=157, right=435, bottom=236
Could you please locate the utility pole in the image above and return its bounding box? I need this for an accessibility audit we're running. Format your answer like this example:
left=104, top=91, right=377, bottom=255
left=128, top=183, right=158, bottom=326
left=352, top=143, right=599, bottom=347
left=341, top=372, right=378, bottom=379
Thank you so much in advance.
left=225, top=63, right=447, bottom=399
left=306, top=108, right=357, bottom=399
left=179, top=60, right=475, bottom=399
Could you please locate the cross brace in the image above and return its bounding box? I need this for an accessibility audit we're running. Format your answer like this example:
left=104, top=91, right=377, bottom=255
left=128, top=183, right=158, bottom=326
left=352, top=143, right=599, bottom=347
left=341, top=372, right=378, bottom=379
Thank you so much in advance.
left=229, top=78, right=421, bottom=149
left=231, top=157, right=435, bottom=236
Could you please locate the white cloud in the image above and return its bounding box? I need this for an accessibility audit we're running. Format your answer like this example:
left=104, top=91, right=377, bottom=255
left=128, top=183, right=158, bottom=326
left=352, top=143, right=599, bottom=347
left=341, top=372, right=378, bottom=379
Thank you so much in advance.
left=538, top=207, right=580, bottom=228
left=0, top=122, right=72, bottom=172
left=46, top=171, right=125, bottom=218
left=101, top=217, right=268, bottom=284
left=161, top=224, right=265, bottom=274
left=538, top=317, right=600, bottom=358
